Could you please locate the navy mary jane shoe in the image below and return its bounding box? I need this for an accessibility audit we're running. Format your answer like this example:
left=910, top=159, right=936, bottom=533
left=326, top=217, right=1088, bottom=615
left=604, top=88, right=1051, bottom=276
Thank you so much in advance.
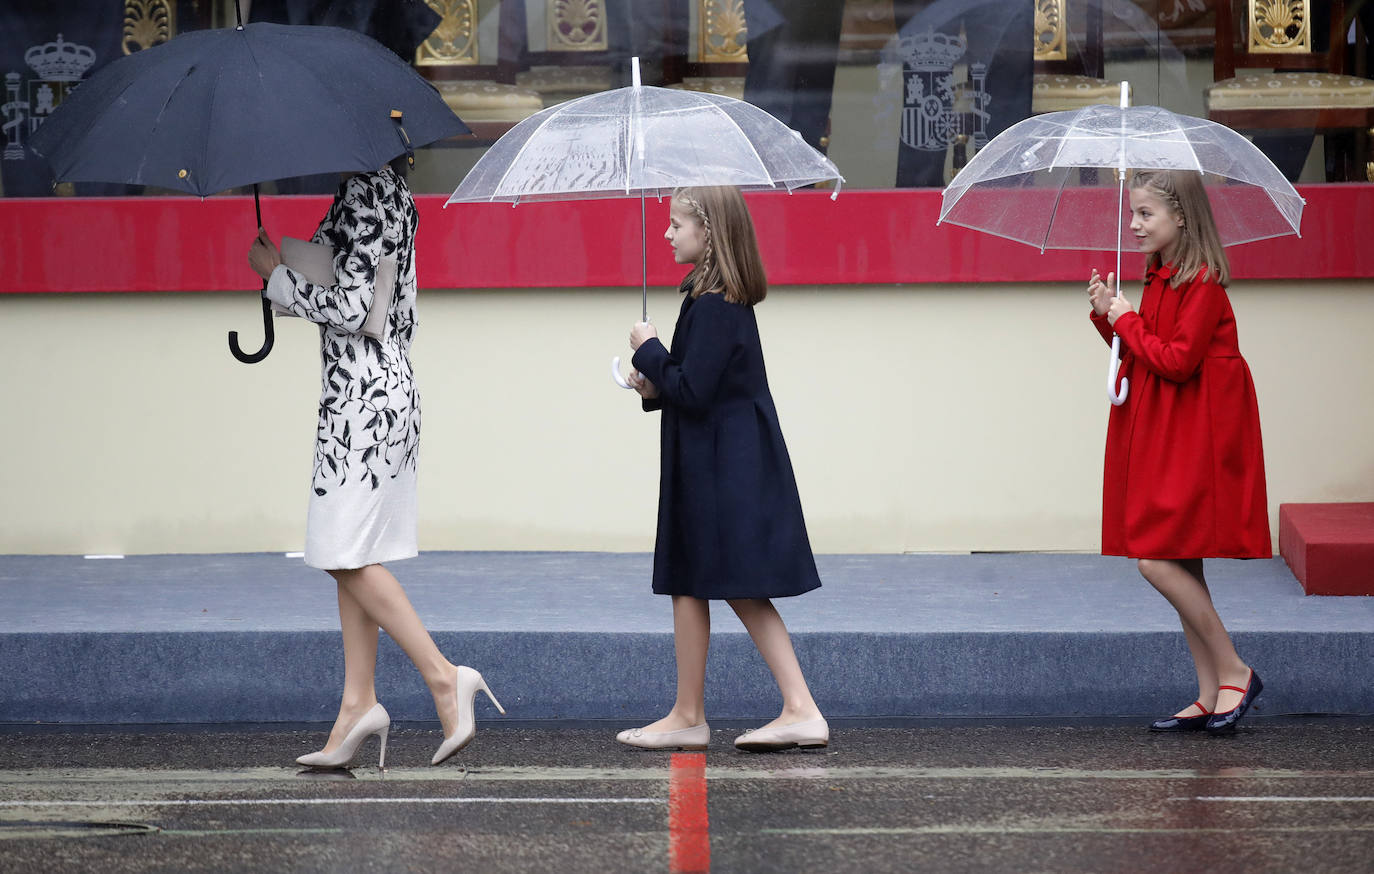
left=1205, top=670, right=1263, bottom=735
left=1149, top=700, right=1211, bottom=732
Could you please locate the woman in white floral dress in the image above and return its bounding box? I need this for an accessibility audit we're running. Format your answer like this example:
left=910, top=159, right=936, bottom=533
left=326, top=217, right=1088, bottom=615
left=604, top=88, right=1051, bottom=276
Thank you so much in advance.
left=249, top=161, right=501, bottom=769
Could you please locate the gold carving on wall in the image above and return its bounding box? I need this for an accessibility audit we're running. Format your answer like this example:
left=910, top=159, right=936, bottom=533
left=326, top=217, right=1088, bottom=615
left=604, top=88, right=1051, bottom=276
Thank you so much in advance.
left=701, top=0, right=748, bottom=63
left=1034, top=0, right=1066, bottom=61
left=123, top=0, right=174, bottom=54
left=417, top=0, right=478, bottom=66
left=550, top=0, right=608, bottom=52
left=1249, top=0, right=1310, bottom=53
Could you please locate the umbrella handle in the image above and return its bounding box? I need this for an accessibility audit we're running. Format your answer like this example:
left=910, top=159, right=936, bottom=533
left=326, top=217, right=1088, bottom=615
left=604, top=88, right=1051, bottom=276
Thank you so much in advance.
left=1107, top=335, right=1128, bottom=406
left=611, top=356, right=637, bottom=390
left=229, top=294, right=275, bottom=364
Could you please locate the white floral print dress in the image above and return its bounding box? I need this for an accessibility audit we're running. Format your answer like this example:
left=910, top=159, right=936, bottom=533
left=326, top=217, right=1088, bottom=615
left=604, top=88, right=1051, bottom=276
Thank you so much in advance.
left=264, top=166, right=420, bottom=570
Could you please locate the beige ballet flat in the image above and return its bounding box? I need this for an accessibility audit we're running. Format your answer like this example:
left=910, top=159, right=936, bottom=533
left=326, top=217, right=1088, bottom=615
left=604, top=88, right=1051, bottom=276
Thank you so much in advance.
left=734, top=717, right=829, bottom=752
left=615, top=722, right=710, bottom=750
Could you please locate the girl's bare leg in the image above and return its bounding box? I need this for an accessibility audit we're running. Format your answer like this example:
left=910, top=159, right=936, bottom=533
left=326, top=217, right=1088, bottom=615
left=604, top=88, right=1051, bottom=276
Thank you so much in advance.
left=317, top=580, right=381, bottom=753
left=327, top=564, right=463, bottom=739
left=727, top=598, right=823, bottom=729
left=1137, top=559, right=1251, bottom=715
left=1170, top=560, right=1220, bottom=717
left=640, top=596, right=711, bottom=731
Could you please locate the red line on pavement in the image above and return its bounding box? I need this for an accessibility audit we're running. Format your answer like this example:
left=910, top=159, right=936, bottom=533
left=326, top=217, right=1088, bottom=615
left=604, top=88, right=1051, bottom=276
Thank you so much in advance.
left=669, top=752, right=710, bottom=873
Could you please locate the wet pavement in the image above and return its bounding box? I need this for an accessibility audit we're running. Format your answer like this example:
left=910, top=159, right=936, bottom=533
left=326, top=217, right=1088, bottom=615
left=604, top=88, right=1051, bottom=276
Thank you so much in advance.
left=1, top=718, right=1372, bottom=873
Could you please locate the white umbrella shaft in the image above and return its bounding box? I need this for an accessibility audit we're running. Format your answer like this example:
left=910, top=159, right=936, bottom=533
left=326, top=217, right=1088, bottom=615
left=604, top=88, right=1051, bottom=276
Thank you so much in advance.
left=1107, top=81, right=1130, bottom=407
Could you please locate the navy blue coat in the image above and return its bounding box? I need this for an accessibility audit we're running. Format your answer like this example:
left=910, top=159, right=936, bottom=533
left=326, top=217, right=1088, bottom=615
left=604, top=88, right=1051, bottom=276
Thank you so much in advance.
left=631, top=285, right=822, bottom=600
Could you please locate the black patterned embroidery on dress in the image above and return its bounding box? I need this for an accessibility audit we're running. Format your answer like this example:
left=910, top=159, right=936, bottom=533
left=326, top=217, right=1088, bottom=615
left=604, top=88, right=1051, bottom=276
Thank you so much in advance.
left=296, top=169, right=421, bottom=497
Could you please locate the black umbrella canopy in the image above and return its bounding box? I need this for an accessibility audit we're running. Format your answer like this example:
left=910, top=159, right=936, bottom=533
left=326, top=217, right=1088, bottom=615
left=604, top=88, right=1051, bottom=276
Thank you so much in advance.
left=30, top=22, right=468, bottom=196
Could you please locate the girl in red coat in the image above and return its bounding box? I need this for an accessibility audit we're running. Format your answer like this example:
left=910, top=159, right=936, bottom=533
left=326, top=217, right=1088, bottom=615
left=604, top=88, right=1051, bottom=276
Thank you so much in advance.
left=1087, top=169, right=1269, bottom=734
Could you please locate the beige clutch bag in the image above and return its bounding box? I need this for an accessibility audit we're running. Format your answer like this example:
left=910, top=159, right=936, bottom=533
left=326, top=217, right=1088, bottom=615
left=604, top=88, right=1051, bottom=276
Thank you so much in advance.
left=272, top=236, right=396, bottom=341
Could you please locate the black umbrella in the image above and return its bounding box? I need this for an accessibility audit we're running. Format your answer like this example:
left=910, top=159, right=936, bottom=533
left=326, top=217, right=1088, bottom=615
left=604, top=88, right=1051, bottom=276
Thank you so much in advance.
left=29, top=7, right=468, bottom=363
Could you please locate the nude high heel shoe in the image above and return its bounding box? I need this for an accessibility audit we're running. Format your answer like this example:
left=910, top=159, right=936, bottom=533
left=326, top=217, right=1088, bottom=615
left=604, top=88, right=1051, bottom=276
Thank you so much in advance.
left=296, top=703, right=390, bottom=769
left=431, top=666, right=505, bottom=766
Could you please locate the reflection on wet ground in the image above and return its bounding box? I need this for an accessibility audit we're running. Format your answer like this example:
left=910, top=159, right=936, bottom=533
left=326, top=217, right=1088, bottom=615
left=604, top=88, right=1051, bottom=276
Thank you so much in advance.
left=0, top=719, right=1371, bottom=873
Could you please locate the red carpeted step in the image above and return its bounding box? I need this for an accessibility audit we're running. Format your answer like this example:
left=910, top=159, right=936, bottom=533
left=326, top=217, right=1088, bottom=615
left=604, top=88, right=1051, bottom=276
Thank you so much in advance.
left=1279, top=503, right=1374, bottom=596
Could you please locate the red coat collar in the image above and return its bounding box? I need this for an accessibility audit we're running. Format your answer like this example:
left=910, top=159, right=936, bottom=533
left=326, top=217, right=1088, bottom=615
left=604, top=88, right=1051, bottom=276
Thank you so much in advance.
left=1147, top=259, right=1177, bottom=283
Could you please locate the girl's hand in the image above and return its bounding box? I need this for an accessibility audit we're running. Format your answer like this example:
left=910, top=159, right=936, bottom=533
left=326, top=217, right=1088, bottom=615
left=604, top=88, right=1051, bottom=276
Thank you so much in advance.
left=628, top=370, right=658, bottom=399
left=629, top=320, right=657, bottom=351
left=1107, top=294, right=1134, bottom=326
left=248, top=227, right=282, bottom=281
left=1088, top=269, right=1115, bottom=317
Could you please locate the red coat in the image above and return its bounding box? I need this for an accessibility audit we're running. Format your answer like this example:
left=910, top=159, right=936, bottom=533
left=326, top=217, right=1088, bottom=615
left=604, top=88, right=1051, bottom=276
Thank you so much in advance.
left=1091, top=262, right=1271, bottom=559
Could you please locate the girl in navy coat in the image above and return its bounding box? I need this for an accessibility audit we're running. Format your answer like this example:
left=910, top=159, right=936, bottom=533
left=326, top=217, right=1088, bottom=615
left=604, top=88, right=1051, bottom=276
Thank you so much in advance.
left=618, top=185, right=827, bottom=752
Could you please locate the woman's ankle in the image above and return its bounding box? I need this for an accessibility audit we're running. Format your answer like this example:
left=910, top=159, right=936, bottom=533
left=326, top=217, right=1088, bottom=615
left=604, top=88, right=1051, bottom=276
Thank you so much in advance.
left=338, top=694, right=378, bottom=715
left=423, top=661, right=459, bottom=694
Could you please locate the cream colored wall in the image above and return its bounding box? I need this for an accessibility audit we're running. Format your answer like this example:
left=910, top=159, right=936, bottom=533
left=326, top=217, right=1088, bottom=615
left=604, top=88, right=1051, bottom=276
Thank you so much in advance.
left=3, top=279, right=1371, bottom=555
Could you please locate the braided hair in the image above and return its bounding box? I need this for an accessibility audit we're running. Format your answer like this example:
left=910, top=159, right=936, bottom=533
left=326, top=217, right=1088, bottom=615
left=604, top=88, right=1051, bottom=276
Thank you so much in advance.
left=672, top=186, right=767, bottom=305
left=1129, top=169, right=1230, bottom=288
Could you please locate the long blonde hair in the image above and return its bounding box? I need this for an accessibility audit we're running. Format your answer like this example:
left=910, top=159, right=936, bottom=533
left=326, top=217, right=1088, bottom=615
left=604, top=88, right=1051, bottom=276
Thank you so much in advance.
left=672, top=186, right=768, bottom=305
left=1130, top=169, right=1230, bottom=288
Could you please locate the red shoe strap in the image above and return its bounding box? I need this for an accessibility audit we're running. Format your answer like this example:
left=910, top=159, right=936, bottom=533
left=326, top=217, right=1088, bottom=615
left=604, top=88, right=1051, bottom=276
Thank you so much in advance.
left=1191, top=700, right=1212, bottom=715
left=1218, top=685, right=1246, bottom=694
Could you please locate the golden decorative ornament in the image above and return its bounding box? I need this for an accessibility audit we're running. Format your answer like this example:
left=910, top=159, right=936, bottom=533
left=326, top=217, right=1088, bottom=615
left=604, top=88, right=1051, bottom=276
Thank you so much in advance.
left=1249, top=0, right=1310, bottom=53
left=701, top=0, right=748, bottom=63
left=123, top=0, right=174, bottom=55
left=1034, top=0, right=1066, bottom=61
left=550, top=0, right=607, bottom=51
left=417, top=0, right=477, bottom=66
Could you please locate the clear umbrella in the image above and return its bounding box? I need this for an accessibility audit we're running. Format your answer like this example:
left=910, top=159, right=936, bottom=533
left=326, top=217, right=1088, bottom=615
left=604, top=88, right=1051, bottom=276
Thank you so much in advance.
left=446, top=58, right=844, bottom=387
left=939, top=83, right=1304, bottom=404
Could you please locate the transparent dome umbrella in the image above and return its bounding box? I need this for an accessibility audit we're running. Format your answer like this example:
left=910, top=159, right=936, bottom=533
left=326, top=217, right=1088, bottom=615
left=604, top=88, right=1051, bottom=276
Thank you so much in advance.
left=938, top=83, right=1303, bottom=405
left=445, top=57, right=844, bottom=388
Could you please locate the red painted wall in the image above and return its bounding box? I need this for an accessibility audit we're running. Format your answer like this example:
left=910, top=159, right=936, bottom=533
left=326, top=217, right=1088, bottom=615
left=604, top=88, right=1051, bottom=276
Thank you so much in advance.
left=3, top=185, right=1370, bottom=293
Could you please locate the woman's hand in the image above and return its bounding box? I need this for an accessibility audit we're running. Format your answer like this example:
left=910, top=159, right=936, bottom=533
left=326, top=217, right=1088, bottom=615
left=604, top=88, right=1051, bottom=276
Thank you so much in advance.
left=1107, top=294, right=1134, bottom=326
left=629, top=320, right=657, bottom=351
left=628, top=370, right=658, bottom=399
left=1088, top=269, right=1115, bottom=317
left=248, top=227, right=282, bottom=281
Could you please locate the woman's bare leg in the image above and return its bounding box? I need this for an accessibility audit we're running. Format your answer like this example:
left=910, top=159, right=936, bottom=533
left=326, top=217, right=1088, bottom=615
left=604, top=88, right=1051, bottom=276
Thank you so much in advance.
left=640, top=596, right=711, bottom=731
left=317, top=580, right=381, bottom=753
left=1137, top=558, right=1251, bottom=715
left=727, top=598, right=823, bottom=729
left=327, top=564, right=462, bottom=738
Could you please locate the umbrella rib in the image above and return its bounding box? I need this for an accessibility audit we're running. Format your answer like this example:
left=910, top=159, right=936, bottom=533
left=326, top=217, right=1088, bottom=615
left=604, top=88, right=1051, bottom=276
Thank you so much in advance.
left=1037, top=167, right=1076, bottom=253
left=1042, top=108, right=1088, bottom=172
left=489, top=106, right=566, bottom=200
left=268, top=38, right=380, bottom=177
left=1161, top=108, right=1204, bottom=175
left=193, top=49, right=229, bottom=192
left=490, top=86, right=649, bottom=199
left=704, top=99, right=775, bottom=187
left=47, top=70, right=149, bottom=181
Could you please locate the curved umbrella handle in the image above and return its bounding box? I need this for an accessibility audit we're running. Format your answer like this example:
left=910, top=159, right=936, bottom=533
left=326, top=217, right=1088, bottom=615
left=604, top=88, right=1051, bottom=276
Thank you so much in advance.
left=229, top=294, right=275, bottom=364
left=1107, top=334, right=1129, bottom=406
left=611, top=356, right=637, bottom=390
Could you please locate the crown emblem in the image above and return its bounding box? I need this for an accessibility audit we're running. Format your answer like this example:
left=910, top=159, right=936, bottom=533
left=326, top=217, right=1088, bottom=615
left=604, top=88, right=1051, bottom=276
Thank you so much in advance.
left=25, top=34, right=97, bottom=82
left=898, top=29, right=966, bottom=71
